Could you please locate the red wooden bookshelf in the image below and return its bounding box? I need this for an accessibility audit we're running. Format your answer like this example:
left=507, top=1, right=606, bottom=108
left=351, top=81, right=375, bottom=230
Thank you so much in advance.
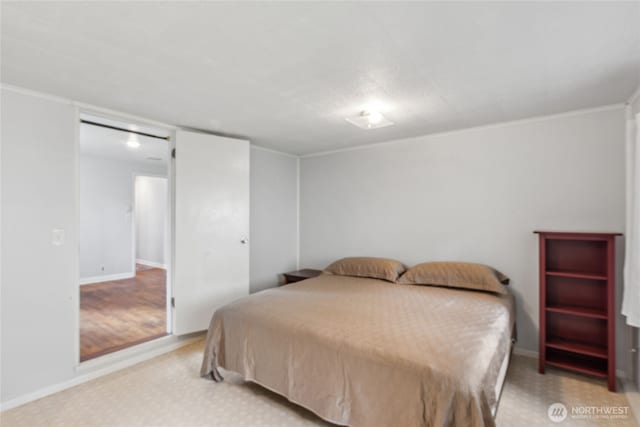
left=534, top=231, right=621, bottom=392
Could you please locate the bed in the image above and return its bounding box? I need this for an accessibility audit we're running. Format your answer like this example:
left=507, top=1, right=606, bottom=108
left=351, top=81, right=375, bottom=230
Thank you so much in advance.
left=201, top=271, right=515, bottom=427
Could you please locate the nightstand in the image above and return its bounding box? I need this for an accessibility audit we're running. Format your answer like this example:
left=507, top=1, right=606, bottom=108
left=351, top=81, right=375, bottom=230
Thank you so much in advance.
left=282, top=269, right=322, bottom=285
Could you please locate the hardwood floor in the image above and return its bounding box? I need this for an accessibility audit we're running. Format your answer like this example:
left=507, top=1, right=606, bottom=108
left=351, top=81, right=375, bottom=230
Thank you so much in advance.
left=80, top=266, right=168, bottom=361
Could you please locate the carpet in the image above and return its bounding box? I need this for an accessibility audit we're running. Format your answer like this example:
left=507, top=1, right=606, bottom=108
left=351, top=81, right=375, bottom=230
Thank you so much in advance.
left=1, top=340, right=636, bottom=426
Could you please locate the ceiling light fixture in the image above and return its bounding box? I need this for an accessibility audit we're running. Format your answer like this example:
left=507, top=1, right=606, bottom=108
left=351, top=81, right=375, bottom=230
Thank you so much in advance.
left=365, top=110, right=383, bottom=125
left=126, top=135, right=140, bottom=148
left=345, top=110, right=394, bottom=129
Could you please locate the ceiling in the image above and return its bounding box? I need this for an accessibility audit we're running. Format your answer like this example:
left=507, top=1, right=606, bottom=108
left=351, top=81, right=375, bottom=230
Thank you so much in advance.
left=79, top=113, right=170, bottom=166
left=2, top=2, right=639, bottom=155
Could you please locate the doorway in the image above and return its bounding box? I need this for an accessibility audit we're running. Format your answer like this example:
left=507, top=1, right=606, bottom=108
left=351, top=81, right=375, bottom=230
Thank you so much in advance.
left=78, top=113, right=172, bottom=362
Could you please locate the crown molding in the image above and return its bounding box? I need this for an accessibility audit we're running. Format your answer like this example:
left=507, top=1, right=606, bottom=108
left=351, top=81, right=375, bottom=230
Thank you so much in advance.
left=250, top=144, right=298, bottom=158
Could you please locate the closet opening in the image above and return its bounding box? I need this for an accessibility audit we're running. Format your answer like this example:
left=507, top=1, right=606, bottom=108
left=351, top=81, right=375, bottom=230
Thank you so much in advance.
left=78, top=113, right=173, bottom=362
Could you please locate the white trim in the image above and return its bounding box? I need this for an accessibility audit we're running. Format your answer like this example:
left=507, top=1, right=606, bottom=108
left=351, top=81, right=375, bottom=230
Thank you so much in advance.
left=132, top=172, right=138, bottom=281
left=1, top=83, right=73, bottom=105
left=169, top=133, right=177, bottom=334
left=0, top=335, right=202, bottom=412
left=76, top=334, right=181, bottom=371
left=78, top=104, right=178, bottom=132
left=72, top=105, right=81, bottom=365
left=1, top=83, right=178, bottom=130
left=79, top=272, right=135, bottom=285
left=250, top=143, right=298, bottom=159
left=166, top=132, right=175, bottom=334
left=296, top=156, right=301, bottom=270
left=136, top=259, right=167, bottom=269
left=301, top=104, right=625, bottom=158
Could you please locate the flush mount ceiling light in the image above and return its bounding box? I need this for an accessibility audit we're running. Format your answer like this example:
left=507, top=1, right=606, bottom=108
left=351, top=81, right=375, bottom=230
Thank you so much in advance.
left=126, top=134, right=140, bottom=148
left=345, top=110, right=394, bottom=130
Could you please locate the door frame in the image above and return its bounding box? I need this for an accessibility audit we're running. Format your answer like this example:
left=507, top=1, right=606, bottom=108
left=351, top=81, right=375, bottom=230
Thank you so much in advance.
left=75, top=107, right=176, bottom=366
left=132, top=173, right=171, bottom=333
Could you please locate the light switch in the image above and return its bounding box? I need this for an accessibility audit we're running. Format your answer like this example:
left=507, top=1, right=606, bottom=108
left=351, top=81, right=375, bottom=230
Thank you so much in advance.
left=52, top=228, right=65, bottom=246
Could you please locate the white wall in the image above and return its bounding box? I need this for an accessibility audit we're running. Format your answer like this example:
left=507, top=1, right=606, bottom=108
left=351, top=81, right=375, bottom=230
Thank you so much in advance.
left=79, top=155, right=166, bottom=281
left=300, top=107, right=626, bottom=364
left=135, top=176, right=168, bottom=267
left=250, top=147, right=298, bottom=293
left=1, top=89, right=78, bottom=403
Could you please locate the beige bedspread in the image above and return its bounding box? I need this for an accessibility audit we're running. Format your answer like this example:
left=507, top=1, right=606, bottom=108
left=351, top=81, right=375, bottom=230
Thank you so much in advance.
left=201, top=274, right=515, bottom=427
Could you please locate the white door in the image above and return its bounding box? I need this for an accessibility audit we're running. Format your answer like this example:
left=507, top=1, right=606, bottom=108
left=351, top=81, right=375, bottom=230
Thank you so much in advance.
left=173, top=130, right=250, bottom=335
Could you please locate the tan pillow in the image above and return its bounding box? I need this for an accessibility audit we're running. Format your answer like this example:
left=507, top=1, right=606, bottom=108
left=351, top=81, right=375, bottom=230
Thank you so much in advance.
left=324, top=257, right=406, bottom=282
left=397, top=261, right=509, bottom=294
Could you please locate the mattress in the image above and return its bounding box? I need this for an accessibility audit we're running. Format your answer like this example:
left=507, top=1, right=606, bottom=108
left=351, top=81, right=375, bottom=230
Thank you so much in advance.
left=201, top=273, right=515, bottom=427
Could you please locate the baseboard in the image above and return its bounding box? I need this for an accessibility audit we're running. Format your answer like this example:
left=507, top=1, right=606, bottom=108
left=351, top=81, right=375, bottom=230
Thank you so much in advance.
left=0, top=334, right=203, bottom=412
left=79, top=272, right=135, bottom=285
left=513, top=347, right=538, bottom=358
left=135, top=259, right=167, bottom=269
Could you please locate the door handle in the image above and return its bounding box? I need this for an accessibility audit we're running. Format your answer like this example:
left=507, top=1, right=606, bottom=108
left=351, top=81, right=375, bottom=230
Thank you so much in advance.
left=240, top=238, right=249, bottom=244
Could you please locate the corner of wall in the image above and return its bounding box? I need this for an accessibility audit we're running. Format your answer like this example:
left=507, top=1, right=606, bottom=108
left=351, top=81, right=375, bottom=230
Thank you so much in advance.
left=628, top=84, right=640, bottom=116
left=296, top=156, right=301, bottom=270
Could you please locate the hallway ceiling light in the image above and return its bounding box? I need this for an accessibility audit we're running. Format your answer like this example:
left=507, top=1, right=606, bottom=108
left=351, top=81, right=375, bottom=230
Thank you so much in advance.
left=345, top=110, right=394, bottom=129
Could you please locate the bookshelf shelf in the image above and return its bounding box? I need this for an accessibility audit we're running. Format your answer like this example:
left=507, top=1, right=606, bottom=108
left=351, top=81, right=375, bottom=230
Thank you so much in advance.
left=545, top=271, right=607, bottom=281
left=545, top=337, right=607, bottom=359
left=545, top=305, right=607, bottom=319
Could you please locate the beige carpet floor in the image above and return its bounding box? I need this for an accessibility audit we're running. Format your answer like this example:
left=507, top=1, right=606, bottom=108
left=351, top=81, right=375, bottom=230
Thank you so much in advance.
left=1, top=340, right=636, bottom=427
